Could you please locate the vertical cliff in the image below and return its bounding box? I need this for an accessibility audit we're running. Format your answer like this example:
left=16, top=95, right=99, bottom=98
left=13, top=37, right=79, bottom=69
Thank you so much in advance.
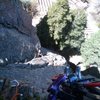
left=0, top=0, right=41, bottom=65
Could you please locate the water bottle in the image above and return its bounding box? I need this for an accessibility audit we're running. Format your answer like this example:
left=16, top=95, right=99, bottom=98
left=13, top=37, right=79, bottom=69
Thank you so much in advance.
left=75, top=66, right=82, bottom=80
left=64, top=65, right=71, bottom=76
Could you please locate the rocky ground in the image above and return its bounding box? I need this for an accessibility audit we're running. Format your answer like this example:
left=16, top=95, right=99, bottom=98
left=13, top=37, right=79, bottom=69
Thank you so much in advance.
left=0, top=50, right=67, bottom=99
left=0, top=66, right=65, bottom=100
left=0, top=51, right=100, bottom=100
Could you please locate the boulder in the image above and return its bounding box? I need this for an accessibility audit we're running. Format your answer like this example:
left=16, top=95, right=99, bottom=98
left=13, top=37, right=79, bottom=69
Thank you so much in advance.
left=82, top=67, right=100, bottom=78
left=26, top=51, right=67, bottom=66
left=0, top=0, right=41, bottom=65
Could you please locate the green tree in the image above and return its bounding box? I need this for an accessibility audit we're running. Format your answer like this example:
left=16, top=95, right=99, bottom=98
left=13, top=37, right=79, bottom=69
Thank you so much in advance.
left=47, top=0, right=72, bottom=50
left=69, top=9, right=86, bottom=49
left=81, top=31, right=100, bottom=66
left=37, top=0, right=86, bottom=58
left=47, top=0, right=86, bottom=53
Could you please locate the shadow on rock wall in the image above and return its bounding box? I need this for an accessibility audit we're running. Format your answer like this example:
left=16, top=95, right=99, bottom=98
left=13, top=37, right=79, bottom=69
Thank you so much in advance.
left=82, top=67, right=100, bottom=78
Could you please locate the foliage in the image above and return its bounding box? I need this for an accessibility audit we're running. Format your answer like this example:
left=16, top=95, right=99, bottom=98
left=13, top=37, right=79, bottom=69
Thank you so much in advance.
left=69, top=9, right=86, bottom=49
left=47, top=0, right=72, bottom=50
left=20, top=0, right=37, bottom=16
left=47, top=0, right=86, bottom=52
left=37, top=0, right=86, bottom=57
left=81, top=31, right=100, bottom=66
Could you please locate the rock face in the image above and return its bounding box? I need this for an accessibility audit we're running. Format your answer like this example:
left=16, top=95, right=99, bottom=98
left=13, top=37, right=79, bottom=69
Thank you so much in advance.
left=0, top=0, right=41, bottom=65
left=26, top=51, right=67, bottom=66
left=0, top=0, right=33, bottom=35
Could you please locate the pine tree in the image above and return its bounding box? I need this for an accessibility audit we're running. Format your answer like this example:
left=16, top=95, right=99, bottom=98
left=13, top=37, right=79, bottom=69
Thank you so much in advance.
left=81, top=31, right=100, bottom=66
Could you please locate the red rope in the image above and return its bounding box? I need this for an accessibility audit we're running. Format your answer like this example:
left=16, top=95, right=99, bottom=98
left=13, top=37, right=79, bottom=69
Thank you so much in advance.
left=85, top=82, right=100, bottom=87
